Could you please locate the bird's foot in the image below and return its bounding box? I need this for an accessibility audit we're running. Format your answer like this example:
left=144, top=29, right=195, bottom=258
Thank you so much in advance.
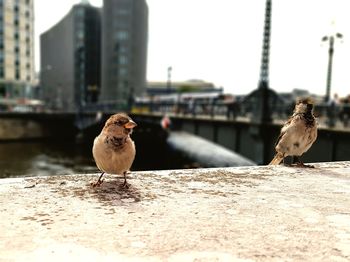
left=292, top=162, right=315, bottom=168
left=121, top=171, right=129, bottom=188
left=122, top=181, right=130, bottom=189
left=90, top=179, right=104, bottom=187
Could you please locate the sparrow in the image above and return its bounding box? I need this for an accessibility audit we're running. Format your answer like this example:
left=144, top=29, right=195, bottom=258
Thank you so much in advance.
left=91, top=113, right=137, bottom=187
left=269, top=98, right=317, bottom=167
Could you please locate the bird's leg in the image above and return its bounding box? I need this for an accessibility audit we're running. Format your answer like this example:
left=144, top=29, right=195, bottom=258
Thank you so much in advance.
left=91, top=172, right=105, bottom=187
left=282, top=155, right=289, bottom=166
left=122, top=171, right=129, bottom=188
left=294, top=156, right=314, bottom=168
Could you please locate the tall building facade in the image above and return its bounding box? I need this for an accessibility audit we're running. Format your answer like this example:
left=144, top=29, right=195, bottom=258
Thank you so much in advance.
left=0, top=0, right=35, bottom=99
left=40, top=2, right=101, bottom=111
left=100, top=0, right=148, bottom=107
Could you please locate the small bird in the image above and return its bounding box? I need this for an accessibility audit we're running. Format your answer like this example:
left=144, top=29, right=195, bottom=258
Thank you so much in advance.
left=269, top=98, right=317, bottom=167
left=92, top=113, right=137, bottom=187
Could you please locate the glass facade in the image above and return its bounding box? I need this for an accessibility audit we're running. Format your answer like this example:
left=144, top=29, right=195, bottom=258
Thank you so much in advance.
left=100, top=0, right=148, bottom=106
left=40, top=3, right=101, bottom=111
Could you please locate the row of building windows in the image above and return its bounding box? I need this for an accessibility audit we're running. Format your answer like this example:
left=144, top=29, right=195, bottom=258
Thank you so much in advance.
left=113, top=8, right=130, bottom=16
left=2, top=0, right=30, bottom=9
left=112, top=19, right=129, bottom=29
left=0, top=67, right=31, bottom=81
left=0, top=45, right=31, bottom=57
left=14, top=8, right=31, bottom=19
left=14, top=0, right=31, bottom=5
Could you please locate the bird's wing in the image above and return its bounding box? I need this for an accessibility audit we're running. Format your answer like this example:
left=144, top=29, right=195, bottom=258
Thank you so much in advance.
left=275, top=117, right=293, bottom=147
left=303, top=124, right=318, bottom=149
left=275, top=116, right=303, bottom=148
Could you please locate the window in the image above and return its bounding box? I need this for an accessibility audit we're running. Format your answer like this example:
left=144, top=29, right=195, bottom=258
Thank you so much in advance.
left=77, top=29, right=84, bottom=40
left=115, top=30, right=128, bottom=40
left=119, top=67, right=127, bottom=76
left=119, top=55, right=128, bottom=65
left=75, top=8, right=84, bottom=17
left=120, top=45, right=128, bottom=53
left=113, top=19, right=129, bottom=28
left=116, top=9, right=130, bottom=15
left=15, top=69, right=20, bottom=80
left=0, top=83, right=5, bottom=95
left=79, top=62, right=85, bottom=70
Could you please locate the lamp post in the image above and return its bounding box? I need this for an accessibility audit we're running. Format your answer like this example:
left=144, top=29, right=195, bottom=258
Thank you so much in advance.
left=322, top=32, right=343, bottom=103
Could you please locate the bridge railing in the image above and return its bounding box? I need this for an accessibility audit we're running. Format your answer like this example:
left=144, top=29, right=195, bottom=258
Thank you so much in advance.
left=131, top=100, right=350, bottom=128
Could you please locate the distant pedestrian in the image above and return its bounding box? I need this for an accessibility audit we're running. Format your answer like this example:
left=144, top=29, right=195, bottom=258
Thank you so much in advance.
left=327, top=93, right=340, bottom=127
left=188, top=98, right=196, bottom=116
left=210, top=98, right=216, bottom=118
left=226, top=95, right=238, bottom=120
left=340, top=95, right=350, bottom=128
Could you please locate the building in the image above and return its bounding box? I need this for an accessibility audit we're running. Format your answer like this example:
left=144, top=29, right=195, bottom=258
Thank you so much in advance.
left=100, top=0, right=148, bottom=108
left=0, top=0, right=35, bottom=99
left=40, top=2, right=101, bottom=111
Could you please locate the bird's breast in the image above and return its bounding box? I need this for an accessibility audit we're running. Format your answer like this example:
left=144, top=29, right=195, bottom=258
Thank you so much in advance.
left=93, top=136, right=136, bottom=174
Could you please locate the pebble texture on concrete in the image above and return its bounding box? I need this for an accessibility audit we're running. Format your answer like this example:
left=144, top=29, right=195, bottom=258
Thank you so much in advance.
left=1, top=162, right=350, bottom=261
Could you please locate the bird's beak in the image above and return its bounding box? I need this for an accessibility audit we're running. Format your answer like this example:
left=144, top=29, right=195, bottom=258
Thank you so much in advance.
left=124, top=120, right=137, bottom=129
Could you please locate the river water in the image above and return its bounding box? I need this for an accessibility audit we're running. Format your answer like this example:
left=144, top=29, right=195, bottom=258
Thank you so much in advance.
left=0, top=139, right=196, bottom=178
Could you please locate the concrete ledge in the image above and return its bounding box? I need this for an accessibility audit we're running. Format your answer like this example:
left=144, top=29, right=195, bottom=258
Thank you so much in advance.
left=1, top=162, right=350, bottom=261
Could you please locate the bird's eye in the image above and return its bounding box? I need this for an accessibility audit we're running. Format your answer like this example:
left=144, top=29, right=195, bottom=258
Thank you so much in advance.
left=114, top=121, right=121, bottom=126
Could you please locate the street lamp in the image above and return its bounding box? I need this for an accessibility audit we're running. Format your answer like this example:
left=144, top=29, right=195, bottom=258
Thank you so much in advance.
left=322, top=32, right=343, bottom=102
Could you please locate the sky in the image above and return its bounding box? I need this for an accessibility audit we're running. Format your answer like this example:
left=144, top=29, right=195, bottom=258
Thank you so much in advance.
left=34, top=0, right=350, bottom=97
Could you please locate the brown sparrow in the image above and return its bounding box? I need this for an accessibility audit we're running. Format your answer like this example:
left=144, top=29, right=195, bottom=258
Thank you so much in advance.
left=269, top=98, right=317, bottom=167
left=91, top=113, right=137, bottom=187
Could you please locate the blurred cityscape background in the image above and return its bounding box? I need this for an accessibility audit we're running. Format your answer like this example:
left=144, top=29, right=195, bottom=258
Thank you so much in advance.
left=0, top=0, right=350, bottom=178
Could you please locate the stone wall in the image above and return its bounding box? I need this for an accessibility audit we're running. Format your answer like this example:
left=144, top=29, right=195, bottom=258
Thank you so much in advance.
left=1, top=161, right=350, bottom=261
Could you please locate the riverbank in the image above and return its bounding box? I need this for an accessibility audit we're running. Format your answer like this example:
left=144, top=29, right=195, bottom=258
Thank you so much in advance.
left=1, top=162, right=350, bottom=261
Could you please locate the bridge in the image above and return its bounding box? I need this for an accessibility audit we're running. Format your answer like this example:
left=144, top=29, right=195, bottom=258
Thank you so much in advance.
left=0, top=109, right=349, bottom=165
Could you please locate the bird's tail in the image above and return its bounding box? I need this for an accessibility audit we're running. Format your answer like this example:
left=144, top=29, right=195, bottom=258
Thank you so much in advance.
left=269, top=153, right=284, bottom=165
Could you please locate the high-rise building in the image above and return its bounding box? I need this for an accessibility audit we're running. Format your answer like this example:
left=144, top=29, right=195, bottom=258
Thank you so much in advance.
left=40, top=2, right=101, bottom=111
left=100, top=0, right=148, bottom=107
left=0, top=0, right=35, bottom=99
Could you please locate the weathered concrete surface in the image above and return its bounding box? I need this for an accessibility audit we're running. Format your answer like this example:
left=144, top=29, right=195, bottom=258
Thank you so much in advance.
left=1, top=162, right=350, bottom=261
